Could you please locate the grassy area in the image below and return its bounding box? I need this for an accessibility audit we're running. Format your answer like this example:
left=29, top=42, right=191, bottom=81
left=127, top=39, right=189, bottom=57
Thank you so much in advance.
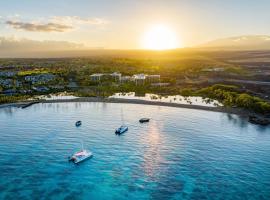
left=18, top=69, right=50, bottom=76
left=0, top=95, right=30, bottom=104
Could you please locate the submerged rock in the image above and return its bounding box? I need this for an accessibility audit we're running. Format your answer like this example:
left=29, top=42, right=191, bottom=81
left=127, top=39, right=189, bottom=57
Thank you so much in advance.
left=248, top=115, right=270, bottom=126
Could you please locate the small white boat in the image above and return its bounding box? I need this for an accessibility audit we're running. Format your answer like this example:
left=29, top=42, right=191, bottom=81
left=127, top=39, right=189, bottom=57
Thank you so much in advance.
left=75, top=121, right=82, bottom=127
left=69, top=149, right=93, bottom=164
left=115, top=125, right=128, bottom=135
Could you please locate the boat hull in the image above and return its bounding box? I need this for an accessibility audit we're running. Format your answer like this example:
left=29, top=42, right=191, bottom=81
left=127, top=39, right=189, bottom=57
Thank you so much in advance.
left=74, top=154, right=93, bottom=164
left=115, top=127, right=128, bottom=135
left=75, top=121, right=82, bottom=127
left=139, top=118, right=150, bottom=123
left=69, top=150, right=93, bottom=164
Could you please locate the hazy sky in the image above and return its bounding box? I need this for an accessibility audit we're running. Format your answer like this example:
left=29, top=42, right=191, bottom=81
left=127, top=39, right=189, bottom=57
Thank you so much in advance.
left=1, top=0, right=270, bottom=49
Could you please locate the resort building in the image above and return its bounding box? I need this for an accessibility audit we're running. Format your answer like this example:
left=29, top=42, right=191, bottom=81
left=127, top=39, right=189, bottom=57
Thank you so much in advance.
left=133, top=74, right=161, bottom=85
left=133, top=74, right=147, bottom=85
left=90, top=72, right=161, bottom=85
left=90, top=73, right=104, bottom=81
left=110, top=72, right=122, bottom=81
left=146, top=75, right=160, bottom=83
left=120, top=76, right=134, bottom=83
left=90, top=72, right=122, bottom=82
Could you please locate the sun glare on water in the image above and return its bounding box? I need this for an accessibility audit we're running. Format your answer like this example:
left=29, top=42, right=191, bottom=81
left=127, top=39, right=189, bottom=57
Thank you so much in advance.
left=142, top=24, right=180, bottom=50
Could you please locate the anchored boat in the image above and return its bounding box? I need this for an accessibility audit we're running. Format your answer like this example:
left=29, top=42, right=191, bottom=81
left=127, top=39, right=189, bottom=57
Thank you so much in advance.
left=139, top=118, right=150, bottom=123
left=115, top=108, right=128, bottom=135
left=115, top=125, right=128, bottom=135
left=69, top=140, right=93, bottom=164
left=69, top=149, right=93, bottom=164
left=75, top=121, right=82, bottom=127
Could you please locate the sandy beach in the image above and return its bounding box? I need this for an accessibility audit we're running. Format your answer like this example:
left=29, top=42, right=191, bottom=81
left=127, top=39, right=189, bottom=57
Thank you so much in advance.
left=0, top=97, right=250, bottom=117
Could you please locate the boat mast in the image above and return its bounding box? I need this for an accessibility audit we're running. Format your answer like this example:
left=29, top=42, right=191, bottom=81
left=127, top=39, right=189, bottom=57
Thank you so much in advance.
left=81, top=140, right=84, bottom=150
left=121, top=107, right=124, bottom=125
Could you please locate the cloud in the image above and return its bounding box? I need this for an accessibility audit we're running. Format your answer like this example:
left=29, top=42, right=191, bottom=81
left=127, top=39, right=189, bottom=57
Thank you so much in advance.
left=5, top=16, right=108, bottom=32
left=51, top=16, right=108, bottom=26
left=0, top=37, right=106, bottom=58
left=6, top=20, right=73, bottom=32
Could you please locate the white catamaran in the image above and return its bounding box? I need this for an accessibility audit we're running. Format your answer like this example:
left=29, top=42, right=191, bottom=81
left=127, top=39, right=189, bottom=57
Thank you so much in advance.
left=69, top=141, right=93, bottom=164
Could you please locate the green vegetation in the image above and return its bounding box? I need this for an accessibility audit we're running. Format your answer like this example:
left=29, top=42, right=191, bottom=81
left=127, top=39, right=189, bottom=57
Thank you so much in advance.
left=74, top=83, right=178, bottom=98
left=196, top=84, right=270, bottom=114
left=224, top=66, right=249, bottom=75
left=0, top=51, right=269, bottom=116
left=0, top=95, right=30, bottom=104
left=18, top=69, right=50, bottom=76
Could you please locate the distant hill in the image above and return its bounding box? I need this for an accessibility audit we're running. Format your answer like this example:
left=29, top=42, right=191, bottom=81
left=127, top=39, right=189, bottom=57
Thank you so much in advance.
left=0, top=37, right=90, bottom=58
left=197, top=35, right=270, bottom=50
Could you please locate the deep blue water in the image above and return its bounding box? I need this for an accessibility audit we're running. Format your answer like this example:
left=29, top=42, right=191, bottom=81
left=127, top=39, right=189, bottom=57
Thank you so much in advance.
left=0, top=102, right=270, bottom=200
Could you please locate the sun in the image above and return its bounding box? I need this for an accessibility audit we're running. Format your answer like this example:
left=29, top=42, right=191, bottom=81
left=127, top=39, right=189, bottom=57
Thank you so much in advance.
left=142, top=24, right=180, bottom=50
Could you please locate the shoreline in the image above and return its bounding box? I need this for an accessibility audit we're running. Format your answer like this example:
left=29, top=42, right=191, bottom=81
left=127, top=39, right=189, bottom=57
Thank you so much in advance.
left=0, top=97, right=250, bottom=117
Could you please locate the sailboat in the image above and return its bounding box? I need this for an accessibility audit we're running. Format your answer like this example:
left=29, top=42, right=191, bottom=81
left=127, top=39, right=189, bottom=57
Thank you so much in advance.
left=115, top=108, right=128, bottom=135
left=69, top=141, right=93, bottom=164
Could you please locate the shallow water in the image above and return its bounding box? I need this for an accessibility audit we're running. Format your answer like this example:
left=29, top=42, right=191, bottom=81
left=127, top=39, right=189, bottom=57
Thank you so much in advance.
left=0, top=102, right=269, bottom=200
left=110, top=92, right=222, bottom=107
left=33, top=92, right=78, bottom=100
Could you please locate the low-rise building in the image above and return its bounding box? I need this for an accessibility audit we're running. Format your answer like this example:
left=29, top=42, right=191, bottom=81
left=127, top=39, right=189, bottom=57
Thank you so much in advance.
left=19, top=89, right=32, bottom=94
left=67, top=81, right=79, bottom=89
left=202, top=67, right=224, bottom=72
left=146, top=75, right=160, bottom=83
left=151, top=82, right=170, bottom=87
left=90, top=72, right=161, bottom=85
left=0, top=79, right=13, bottom=88
left=90, top=73, right=104, bottom=81
left=120, top=76, right=134, bottom=83
left=32, top=86, right=49, bottom=92
left=133, top=74, right=147, bottom=85
left=25, top=74, right=56, bottom=84
left=0, top=71, right=17, bottom=77
left=110, top=72, right=122, bottom=81
left=15, top=80, right=22, bottom=87
left=2, top=89, right=17, bottom=95
left=50, top=85, right=65, bottom=90
left=90, top=72, right=122, bottom=82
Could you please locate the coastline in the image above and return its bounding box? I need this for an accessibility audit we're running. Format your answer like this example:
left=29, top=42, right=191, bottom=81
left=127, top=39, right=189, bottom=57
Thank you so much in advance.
left=0, top=97, right=250, bottom=117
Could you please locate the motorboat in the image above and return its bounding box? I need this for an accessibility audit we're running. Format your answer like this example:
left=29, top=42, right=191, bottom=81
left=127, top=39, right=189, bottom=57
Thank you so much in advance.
left=115, top=125, right=128, bottom=135
left=69, top=149, right=93, bottom=164
left=115, top=108, right=129, bottom=135
left=75, top=121, right=82, bottom=127
left=139, top=118, right=150, bottom=123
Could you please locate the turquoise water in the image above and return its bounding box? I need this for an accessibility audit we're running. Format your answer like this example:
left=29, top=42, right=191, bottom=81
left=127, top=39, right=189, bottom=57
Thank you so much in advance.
left=0, top=103, right=270, bottom=200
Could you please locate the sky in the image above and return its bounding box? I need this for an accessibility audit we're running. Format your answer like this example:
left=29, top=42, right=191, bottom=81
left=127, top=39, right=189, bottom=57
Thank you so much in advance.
left=1, top=0, right=270, bottom=49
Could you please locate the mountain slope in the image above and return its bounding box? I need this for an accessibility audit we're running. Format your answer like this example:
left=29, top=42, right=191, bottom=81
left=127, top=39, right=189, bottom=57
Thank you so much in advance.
left=197, top=35, right=270, bottom=50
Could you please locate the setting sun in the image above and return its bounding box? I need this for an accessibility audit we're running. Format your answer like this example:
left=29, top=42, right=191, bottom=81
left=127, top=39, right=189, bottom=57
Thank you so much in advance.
left=142, top=24, right=180, bottom=50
